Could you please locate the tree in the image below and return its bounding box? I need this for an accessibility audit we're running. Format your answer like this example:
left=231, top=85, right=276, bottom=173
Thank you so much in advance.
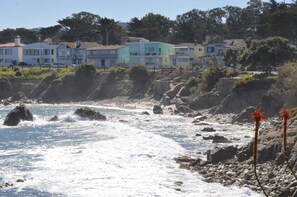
left=222, top=47, right=244, bottom=67
left=100, top=17, right=125, bottom=45
left=0, top=28, right=38, bottom=44
left=174, top=9, right=208, bottom=43
left=58, top=11, right=101, bottom=42
left=38, top=25, right=62, bottom=42
left=240, top=37, right=297, bottom=74
left=128, top=13, right=174, bottom=42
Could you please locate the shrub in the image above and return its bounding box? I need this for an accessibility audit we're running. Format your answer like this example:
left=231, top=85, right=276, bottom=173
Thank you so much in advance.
left=200, top=67, right=227, bottom=92
left=108, top=66, right=127, bottom=80
left=186, top=76, right=199, bottom=90
left=129, top=65, right=149, bottom=84
left=271, top=64, right=297, bottom=107
left=15, top=70, right=22, bottom=77
left=75, top=63, right=96, bottom=78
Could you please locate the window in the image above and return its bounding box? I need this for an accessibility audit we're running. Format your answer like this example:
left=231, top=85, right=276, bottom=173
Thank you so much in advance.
left=177, top=58, right=189, bottom=62
left=5, top=49, right=12, bottom=55
left=148, top=47, right=155, bottom=52
left=51, top=49, right=54, bottom=55
left=0, top=49, right=3, bottom=55
left=24, top=49, right=39, bottom=55
left=5, top=59, right=12, bottom=63
left=0, top=59, right=3, bottom=62
left=207, top=47, right=215, bottom=53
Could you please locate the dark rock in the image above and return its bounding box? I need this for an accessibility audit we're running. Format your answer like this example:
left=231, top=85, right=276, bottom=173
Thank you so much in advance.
left=178, top=86, right=190, bottom=97
left=202, top=135, right=214, bottom=140
left=258, top=94, right=283, bottom=117
left=3, top=105, right=33, bottom=126
left=189, top=92, right=223, bottom=110
left=176, top=105, right=193, bottom=113
left=141, top=111, right=150, bottom=115
left=49, top=115, right=58, bottom=122
left=207, top=146, right=238, bottom=164
left=232, top=106, right=256, bottom=124
left=201, top=127, right=216, bottom=132
left=16, top=178, right=25, bottom=183
left=212, top=135, right=232, bottom=143
left=237, top=142, right=253, bottom=162
left=74, top=107, right=106, bottom=121
left=3, top=100, right=10, bottom=106
left=174, top=156, right=195, bottom=163
left=153, top=105, right=163, bottom=114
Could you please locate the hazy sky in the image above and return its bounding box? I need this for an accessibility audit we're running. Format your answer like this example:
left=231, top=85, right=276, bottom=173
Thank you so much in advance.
left=0, top=0, right=289, bottom=30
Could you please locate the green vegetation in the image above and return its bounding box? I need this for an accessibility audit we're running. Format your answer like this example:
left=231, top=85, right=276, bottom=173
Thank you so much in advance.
left=200, top=67, right=238, bottom=92
left=271, top=63, right=297, bottom=107
left=0, top=67, right=73, bottom=80
left=129, top=65, right=149, bottom=84
left=108, top=66, right=128, bottom=81
left=239, top=37, right=297, bottom=75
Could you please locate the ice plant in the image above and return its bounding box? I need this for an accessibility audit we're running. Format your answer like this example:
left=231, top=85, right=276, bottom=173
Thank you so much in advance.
left=251, top=110, right=268, bottom=197
left=281, top=109, right=297, bottom=181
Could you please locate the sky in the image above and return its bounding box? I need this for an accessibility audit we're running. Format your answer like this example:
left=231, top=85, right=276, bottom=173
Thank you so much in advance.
left=0, top=0, right=290, bottom=31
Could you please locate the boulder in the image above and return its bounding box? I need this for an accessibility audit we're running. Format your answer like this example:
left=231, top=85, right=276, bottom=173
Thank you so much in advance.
left=176, top=105, right=193, bottom=113
left=178, top=86, right=190, bottom=97
left=258, top=94, right=283, bottom=117
left=153, top=105, right=163, bottom=114
left=141, top=111, right=150, bottom=115
left=201, top=127, right=216, bottom=132
left=162, top=95, right=171, bottom=106
left=49, top=115, right=58, bottom=122
left=202, top=135, right=214, bottom=140
left=74, top=107, right=106, bottom=121
left=207, top=146, right=238, bottom=164
left=212, top=135, right=232, bottom=143
left=232, top=106, right=256, bottom=124
left=153, top=80, right=170, bottom=100
left=3, top=105, right=34, bottom=126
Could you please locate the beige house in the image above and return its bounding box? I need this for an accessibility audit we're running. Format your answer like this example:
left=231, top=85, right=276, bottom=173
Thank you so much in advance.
left=169, top=43, right=203, bottom=67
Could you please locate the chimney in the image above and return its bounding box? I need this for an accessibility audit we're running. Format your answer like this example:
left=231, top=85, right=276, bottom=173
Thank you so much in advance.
left=15, top=35, right=21, bottom=47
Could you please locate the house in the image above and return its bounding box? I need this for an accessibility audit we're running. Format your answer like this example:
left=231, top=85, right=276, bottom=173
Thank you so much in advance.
left=169, top=43, right=203, bottom=67
left=0, top=36, right=24, bottom=66
left=56, top=41, right=100, bottom=66
left=126, top=39, right=174, bottom=68
left=199, top=39, right=246, bottom=67
left=87, top=45, right=128, bottom=67
left=22, top=41, right=58, bottom=66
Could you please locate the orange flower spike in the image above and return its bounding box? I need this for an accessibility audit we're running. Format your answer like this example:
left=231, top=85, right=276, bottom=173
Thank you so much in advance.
left=251, top=110, right=267, bottom=122
left=281, top=109, right=291, bottom=121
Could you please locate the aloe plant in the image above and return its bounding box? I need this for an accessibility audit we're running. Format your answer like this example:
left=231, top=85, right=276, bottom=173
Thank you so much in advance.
left=251, top=110, right=268, bottom=197
left=281, top=109, right=297, bottom=181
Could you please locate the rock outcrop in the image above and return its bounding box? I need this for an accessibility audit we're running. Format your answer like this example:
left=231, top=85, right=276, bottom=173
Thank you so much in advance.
left=74, top=107, right=106, bottom=121
left=3, top=105, right=34, bottom=126
left=153, top=105, right=163, bottom=114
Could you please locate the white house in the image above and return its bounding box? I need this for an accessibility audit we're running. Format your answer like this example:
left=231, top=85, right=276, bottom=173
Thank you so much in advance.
left=199, top=39, right=246, bottom=67
left=22, top=41, right=58, bottom=66
left=0, top=36, right=23, bottom=66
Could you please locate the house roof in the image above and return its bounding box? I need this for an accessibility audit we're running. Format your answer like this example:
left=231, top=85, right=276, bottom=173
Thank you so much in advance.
left=61, top=42, right=101, bottom=49
left=0, top=43, right=25, bottom=48
left=87, top=45, right=125, bottom=50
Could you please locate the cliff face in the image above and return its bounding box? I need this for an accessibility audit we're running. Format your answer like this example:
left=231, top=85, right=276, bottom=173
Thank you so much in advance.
left=0, top=77, right=40, bottom=100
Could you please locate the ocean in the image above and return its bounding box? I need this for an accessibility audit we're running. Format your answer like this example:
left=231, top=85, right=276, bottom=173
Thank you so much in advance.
left=0, top=103, right=261, bottom=196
